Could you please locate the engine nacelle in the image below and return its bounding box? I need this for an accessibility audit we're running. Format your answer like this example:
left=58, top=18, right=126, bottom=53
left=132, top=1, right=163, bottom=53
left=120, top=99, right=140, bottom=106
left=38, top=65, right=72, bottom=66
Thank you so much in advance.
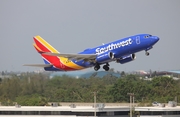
left=96, top=51, right=114, bottom=63
left=117, top=54, right=136, bottom=64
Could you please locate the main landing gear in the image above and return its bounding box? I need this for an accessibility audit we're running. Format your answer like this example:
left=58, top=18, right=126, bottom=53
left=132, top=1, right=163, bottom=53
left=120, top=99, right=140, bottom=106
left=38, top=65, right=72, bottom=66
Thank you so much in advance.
left=94, top=63, right=110, bottom=71
left=94, top=64, right=100, bottom=71
left=103, top=63, right=110, bottom=71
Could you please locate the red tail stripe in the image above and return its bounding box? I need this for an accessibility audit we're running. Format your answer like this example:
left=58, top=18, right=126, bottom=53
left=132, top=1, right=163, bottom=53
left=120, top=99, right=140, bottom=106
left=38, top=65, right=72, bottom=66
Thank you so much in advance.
left=34, top=38, right=77, bottom=71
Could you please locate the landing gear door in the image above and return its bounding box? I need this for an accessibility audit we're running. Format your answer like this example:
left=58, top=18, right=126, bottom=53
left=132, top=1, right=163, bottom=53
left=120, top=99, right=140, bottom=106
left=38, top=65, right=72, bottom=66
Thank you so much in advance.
left=136, top=36, right=140, bottom=44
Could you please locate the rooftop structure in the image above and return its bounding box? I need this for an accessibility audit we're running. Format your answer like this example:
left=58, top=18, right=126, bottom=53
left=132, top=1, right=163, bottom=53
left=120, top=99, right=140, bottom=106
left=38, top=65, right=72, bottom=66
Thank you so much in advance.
left=0, top=104, right=180, bottom=117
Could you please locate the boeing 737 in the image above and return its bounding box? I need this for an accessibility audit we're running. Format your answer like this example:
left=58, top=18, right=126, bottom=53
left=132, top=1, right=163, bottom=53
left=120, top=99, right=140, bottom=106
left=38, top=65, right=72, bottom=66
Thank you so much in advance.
left=24, top=34, right=159, bottom=71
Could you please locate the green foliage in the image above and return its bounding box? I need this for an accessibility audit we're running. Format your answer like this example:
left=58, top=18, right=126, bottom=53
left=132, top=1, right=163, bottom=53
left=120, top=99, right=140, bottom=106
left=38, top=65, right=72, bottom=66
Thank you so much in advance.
left=0, top=73, right=179, bottom=106
left=15, top=94, right=49, bottom=106
left=109, top=76, right=180, bottom=103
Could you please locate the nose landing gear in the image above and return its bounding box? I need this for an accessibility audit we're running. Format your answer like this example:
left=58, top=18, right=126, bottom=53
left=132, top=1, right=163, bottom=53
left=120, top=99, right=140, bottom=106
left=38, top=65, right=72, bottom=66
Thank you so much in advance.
left=145, top=51, right=149, bottom=56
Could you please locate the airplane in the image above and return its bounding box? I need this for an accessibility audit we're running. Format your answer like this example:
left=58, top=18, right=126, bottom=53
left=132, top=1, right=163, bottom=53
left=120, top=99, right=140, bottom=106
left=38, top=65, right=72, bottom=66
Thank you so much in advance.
left=24, top=34, right=159, bottom=71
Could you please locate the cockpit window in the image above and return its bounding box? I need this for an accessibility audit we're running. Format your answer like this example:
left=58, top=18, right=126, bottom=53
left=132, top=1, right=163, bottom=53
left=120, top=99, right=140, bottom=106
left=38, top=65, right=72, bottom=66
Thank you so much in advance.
left=145, top=35, right=152, bottom=38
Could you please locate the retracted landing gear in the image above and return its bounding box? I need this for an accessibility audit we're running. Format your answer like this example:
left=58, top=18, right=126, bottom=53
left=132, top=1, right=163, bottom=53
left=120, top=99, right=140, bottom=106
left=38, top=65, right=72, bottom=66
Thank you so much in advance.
left=103, top=63, right=110, bottom=71
left=145, top=51, right=150, bottom=56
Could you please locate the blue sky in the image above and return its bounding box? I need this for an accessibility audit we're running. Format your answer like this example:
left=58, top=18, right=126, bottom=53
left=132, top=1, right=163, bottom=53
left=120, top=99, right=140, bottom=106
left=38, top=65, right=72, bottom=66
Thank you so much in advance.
left=0, top=0, right=179, bottom=72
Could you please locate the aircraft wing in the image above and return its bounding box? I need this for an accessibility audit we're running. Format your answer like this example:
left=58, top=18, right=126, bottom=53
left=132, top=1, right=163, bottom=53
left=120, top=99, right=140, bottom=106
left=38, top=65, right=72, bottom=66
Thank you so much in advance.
left=23, top=64, right=53, bottom=67
left=43, top=52, right=97, bottom=61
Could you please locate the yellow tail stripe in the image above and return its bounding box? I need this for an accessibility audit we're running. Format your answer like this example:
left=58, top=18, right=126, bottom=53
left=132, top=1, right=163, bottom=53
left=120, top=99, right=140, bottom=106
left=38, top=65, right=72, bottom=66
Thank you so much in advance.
left=60, top=58, right=85, bottom=70
left=35, top=36, right=59, bottom=53
left=33, top=43, right=42, bottom=51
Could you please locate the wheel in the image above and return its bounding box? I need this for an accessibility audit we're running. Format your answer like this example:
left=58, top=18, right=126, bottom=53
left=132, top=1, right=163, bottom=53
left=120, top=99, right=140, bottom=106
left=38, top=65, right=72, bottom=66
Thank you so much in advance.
left=103, top=65, right=109, bottom=71
left=94, top=65, right=100, bottom=71
left=145, top=51, right=150, bottom=56
left=105, top=66, right=109, bottom=71
left=106, top=63, right=109, bottom=66
left=94, top=67, right=99, bottom=71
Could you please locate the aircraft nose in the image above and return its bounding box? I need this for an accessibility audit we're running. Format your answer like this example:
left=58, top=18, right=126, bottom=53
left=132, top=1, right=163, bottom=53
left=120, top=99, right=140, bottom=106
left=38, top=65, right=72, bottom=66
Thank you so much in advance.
left=152, top=36, right=159, bottom=43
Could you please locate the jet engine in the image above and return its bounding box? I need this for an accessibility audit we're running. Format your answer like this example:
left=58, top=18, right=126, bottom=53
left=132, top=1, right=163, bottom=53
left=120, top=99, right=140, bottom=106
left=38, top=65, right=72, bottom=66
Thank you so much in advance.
left=96, top=52, right=114, bottom=63
left=117, top=54, right=136, bottom=64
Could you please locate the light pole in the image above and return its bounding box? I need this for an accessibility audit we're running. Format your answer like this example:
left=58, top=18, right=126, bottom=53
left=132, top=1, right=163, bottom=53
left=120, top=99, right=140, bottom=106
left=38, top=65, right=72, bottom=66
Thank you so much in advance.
left=93, top=91, right=97, bottom=117
left=127, top=93, right=134, bottom=117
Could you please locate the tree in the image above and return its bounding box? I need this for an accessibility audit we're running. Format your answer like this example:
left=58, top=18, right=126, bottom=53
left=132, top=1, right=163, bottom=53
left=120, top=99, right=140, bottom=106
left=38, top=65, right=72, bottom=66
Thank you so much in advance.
left=121, top=71, right=126, bottom=77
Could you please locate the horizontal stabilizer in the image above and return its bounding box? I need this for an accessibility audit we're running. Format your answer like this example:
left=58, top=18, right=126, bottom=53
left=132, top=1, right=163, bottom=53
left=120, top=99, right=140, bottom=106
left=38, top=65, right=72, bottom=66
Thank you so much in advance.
left=23, top=64, right=53, bottom=67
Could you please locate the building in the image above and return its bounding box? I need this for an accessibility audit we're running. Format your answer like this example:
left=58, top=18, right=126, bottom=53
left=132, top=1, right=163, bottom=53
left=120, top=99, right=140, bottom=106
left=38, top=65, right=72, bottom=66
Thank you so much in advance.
left=0, top=104, right=180, bottom=117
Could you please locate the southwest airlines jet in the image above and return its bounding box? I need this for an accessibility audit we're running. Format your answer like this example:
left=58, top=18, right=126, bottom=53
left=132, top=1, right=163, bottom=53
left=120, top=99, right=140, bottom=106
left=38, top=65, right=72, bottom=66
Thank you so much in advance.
left=24, top=34, right=159, bottom=71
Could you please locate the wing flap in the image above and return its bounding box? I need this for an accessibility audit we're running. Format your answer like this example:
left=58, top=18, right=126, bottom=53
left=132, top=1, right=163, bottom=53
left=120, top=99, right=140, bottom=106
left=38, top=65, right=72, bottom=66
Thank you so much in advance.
left=23, top=64, right=53, bottom=67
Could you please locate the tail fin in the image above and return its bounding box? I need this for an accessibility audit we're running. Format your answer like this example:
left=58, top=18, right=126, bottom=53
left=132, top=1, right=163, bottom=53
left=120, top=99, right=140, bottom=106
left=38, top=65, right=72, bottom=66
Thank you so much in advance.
left=33, top=36, right=60, bottom=65
left=33, top=36, right=59, bottom=53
